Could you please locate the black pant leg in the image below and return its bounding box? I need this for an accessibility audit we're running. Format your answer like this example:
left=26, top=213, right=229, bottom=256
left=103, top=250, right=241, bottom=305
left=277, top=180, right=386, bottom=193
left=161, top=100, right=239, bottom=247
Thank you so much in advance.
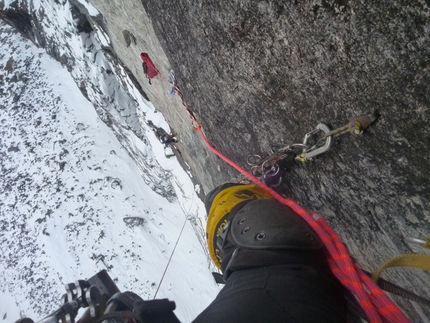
left=193, top=265, right=345, bottom=323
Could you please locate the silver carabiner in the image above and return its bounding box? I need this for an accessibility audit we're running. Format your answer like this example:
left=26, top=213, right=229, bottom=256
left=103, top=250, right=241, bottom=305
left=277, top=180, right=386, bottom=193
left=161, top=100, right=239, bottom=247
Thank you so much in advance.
left=296, top=124, right=332, bottom=162
left=406, top=237, right=427, bottom=246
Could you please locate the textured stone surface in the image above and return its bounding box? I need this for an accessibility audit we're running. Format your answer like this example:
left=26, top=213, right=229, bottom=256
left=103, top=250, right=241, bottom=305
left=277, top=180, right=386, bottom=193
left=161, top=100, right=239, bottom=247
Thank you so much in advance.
left=77, top=0, right=233, bottom=193
left=139, top=1, right=430, bottom=321
left=2, top=0, right=430, bottom=321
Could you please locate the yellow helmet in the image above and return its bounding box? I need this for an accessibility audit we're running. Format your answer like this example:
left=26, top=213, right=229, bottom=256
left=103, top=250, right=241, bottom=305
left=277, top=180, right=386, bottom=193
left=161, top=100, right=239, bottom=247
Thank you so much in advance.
left=205, top=183, right=273, bottom=269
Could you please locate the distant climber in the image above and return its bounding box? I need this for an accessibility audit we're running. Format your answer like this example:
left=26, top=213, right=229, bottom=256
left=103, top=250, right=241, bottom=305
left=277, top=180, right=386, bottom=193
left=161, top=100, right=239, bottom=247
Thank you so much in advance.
left=160, top=134, right=178, bottom=148
left=140, top=52, right=159, bottom=84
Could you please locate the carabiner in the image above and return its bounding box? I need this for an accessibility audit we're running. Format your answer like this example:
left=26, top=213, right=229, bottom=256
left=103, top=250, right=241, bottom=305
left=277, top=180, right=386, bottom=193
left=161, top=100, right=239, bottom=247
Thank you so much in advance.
left=296, top=124, right=332, bottom=162
left=406, top=237, right=430, bottom=249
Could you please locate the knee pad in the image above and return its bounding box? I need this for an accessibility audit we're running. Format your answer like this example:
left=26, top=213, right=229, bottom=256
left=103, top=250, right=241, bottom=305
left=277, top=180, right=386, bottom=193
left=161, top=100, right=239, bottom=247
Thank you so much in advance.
left=205, top=184, right=274, bottom=268
left=230, top=199, right=323, bottom=250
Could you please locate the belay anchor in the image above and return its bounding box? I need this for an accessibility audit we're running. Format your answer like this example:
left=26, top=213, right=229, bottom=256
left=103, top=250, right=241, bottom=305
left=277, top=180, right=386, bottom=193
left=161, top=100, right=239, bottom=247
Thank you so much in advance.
left=247, top=111, right=380, bottom=187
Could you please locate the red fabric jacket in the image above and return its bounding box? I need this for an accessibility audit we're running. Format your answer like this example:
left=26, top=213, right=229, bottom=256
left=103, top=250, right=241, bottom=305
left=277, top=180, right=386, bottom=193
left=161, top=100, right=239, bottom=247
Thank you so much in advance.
left=140, top=53, right=159, bottom=78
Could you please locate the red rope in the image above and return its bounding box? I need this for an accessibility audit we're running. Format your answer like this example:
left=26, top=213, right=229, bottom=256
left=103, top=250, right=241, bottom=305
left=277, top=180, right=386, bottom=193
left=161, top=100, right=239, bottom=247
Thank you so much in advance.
left=155, top=73, right=411, bottom=323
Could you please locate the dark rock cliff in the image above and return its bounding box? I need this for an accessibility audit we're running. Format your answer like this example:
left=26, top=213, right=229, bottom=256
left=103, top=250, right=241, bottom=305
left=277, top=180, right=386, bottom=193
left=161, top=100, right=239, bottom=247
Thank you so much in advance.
left=1, top=0, right=430, bottom=321
left=141, top=1, right=430, bottom=321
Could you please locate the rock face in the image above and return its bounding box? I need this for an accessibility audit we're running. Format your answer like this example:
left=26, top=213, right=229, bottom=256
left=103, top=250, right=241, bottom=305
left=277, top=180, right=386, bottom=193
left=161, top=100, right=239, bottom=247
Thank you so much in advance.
left=60, top=0, right=233, bottom=193
left=1, top=0, right=430, bottom=321
left=100, top=1, right=430, bottom=321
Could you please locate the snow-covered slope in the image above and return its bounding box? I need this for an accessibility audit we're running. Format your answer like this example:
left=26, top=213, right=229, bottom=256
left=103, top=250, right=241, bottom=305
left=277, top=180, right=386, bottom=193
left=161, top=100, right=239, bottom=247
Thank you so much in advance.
left=0, top=6, right=219, bottom=322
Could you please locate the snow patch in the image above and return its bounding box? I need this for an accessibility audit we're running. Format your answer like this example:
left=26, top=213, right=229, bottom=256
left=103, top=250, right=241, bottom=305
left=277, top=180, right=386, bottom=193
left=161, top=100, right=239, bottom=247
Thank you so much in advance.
left=0, top=4, right=218, bottom=321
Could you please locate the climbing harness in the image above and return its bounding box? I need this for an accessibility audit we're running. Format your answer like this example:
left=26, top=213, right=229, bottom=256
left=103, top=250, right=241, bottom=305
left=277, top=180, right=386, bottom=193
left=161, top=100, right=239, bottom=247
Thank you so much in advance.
left=247, top=111, right=379, bottom=186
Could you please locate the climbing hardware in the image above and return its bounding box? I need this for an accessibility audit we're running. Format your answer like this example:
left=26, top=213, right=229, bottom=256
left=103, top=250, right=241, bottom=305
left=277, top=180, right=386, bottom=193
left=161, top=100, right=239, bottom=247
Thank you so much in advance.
left=247, top=111, right=380, bottom=186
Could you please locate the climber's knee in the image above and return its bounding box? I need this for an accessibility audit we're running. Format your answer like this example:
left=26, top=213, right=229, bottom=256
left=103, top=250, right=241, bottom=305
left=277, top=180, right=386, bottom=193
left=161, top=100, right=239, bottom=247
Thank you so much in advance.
left=229, top=199, right=323, bottom=250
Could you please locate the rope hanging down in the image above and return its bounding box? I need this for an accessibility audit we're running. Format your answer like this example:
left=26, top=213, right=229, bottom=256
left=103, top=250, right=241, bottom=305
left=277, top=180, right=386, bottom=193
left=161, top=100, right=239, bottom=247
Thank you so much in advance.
left=154, top=71, right=411, bottom=323
left=153, top=184, right=196, bottom=300
left=153, top=216, right=188, bottom=300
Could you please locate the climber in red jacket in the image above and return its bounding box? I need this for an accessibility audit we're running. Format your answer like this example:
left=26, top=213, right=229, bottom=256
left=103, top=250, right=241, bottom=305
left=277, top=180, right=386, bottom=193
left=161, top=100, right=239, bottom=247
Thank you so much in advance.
left=140, top=52, right=159, bottom=84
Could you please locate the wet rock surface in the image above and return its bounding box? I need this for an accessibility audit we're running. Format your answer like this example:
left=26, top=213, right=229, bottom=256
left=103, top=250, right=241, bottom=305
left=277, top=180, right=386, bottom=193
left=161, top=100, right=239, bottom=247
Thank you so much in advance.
left=140, top=1, right=430, bottom=321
